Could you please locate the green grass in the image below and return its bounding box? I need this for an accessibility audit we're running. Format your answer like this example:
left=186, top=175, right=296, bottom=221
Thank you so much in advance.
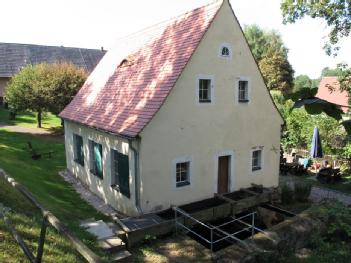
left=0, top=108, right=61, bottom=129
left=0, top=176, right=84, bottom=263
left=0, top=129, right=110, bottom=261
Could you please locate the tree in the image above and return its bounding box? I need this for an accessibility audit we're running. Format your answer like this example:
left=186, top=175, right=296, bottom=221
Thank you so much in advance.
left=5, top=63, right=87, bottom=128
left=244, top=25, right=294, bottom=93
left=281, top=0, right=351, bottom=56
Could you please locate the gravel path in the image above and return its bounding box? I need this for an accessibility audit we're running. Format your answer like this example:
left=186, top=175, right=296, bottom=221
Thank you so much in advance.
left=59, top=170, right=124, bottom=217
left=0, top=123, right=51, bottom=134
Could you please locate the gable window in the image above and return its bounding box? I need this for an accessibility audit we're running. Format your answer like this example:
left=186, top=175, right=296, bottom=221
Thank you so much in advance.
left=238, top=80, right=249, bottom=102
left=252, top=149, right=262, bottom=171
left=219, top=43, right=232, bottom=59
left=198, top=78, right=212, bottom=103
left=221, top=46, right=230, bottom=57
left=89, top=140, right=103, bottom=179
left=73, top=134, right=84, bottom=166
left=111, top=149, right=130, bottom=198
left=176, top=162, right=190, bottom=187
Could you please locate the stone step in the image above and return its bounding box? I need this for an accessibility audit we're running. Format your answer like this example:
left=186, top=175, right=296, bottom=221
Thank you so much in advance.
left=98, top=237, right=125, bottom=253
left=110, top=249, right=132, bottom=262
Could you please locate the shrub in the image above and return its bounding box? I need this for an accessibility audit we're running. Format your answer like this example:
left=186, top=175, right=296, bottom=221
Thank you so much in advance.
left=281, top=184, right=294, bottom=204
left=294, top=183, right=312, bottom=202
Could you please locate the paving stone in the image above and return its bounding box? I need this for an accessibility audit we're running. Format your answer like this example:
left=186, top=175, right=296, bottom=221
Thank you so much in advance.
left=81, top=220, right=115, bottom=240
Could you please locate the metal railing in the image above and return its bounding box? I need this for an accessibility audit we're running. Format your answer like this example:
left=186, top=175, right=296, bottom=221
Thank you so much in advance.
left=173, top=206, right=264, bottom=251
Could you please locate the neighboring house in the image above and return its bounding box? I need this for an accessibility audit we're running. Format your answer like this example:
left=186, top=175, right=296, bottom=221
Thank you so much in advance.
left=60, top=0, right=283, bottom=216
left=316, top=76, right=349, bottom=113
left=0, top=42, right=106, bottom=105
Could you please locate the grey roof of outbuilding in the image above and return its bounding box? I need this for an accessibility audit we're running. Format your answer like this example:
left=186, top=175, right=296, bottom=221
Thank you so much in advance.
left=0, top=42, right=106, bottom=77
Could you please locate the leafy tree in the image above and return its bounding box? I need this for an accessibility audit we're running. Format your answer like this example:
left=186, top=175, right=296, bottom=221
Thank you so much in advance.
left=244, top=24, right=294, bottom=93
left=293, top=74, right=318, bottom=92
left=281, top=0, right=351, bottom=56
left=5, top=63, right=87, bottom=128
left=321, top=67, right=345, bottom=77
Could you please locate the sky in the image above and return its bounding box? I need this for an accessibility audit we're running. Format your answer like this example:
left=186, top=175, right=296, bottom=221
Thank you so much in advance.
left=1, top=0, right=351, bottom=79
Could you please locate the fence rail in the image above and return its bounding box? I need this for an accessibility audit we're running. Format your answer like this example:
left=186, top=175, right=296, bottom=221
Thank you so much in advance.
left=0, top=169, right=102, bottom=263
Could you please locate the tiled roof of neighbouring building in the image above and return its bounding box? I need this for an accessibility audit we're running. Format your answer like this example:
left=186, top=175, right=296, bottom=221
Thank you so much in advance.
left=0, top=42, right=106, bottom=77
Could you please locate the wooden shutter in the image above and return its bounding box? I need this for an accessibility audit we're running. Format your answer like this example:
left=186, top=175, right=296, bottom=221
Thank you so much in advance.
left=118, top=152, right=130, bottom=198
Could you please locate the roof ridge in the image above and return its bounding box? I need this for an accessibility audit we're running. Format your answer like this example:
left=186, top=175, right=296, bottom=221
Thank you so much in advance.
left=113, top=0, right=223, bottom=43
left=0, top=42, right=104, bottom=51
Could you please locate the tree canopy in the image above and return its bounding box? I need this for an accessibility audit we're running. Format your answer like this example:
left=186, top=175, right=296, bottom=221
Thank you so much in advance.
left=281, top=0, right=351, bottom=56
left=5, top=63, right=87, bottom=128
left=244, top=24, right=294, bottom=93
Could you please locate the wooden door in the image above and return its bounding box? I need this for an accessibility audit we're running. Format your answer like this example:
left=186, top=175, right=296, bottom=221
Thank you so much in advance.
left=218, top=156, right=230, bottom=194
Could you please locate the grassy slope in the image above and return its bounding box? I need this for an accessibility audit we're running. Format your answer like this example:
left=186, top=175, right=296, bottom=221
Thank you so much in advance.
left=0, top=129, right=110, bottom=260
left=0, top=108, right=61, bottom=128
left=0, top=176, right=84, bottom=263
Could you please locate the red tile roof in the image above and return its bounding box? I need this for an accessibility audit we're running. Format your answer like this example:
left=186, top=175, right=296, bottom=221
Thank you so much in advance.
left=316, top=76, right=349, bottom=113
left=59, top=0, right=224, bottom=137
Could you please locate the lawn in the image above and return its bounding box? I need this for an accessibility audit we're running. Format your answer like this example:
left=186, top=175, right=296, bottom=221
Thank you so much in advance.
left=0, top=128, right=110, bottom=261
left=0, top=176, right=84, bottom=263
left=0, top=108, right=61, bottom=129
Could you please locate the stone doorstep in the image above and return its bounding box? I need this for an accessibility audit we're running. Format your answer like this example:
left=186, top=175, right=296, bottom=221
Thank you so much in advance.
left=110, top=250, right=132, bottom=263
left=98, top=237, right=125, bottom=253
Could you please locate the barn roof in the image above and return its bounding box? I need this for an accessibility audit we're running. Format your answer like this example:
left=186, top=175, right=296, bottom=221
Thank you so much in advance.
left=316, top=76, right=349, bottom=113
left=0, top=42, right=106, bottom=77
left=59, top=0, right=224, bottom=137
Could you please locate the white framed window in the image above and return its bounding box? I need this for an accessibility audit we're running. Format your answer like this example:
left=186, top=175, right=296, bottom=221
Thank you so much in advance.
left=219, top=43, right=232, bottom=59
left=89, top=140, right=103, bottom=179
left=172, top=156, right=192, bottom=188
left=176, top=162, right=190, bottom=187
left=236, top=78, right=250, bottom=103
left=197, top=75, right=214, bottom=104
left=251, top=148, right=263, bottom=171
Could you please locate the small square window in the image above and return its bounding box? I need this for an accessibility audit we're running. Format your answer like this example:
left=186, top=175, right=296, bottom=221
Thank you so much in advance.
left=199, top=79, right=212, bottom=103
left=221, top=47, right=230, bottom=57
left=176, top=162, right=190, bottom=187
left=73, top=134, right=84, bottom=166
left=238, top=80, right=249, bottom=102
left=252, top=150, right=262, bottom=171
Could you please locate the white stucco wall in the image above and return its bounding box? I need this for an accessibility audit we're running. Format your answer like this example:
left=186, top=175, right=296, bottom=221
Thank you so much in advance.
left=0, top=77, right=10, bottom=103
left=64, top=120, right=138, bottom=216
left=138, top=1, right=284, bottom=213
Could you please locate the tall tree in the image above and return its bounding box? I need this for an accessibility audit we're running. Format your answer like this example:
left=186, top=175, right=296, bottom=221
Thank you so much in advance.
left=244, top=24, right=294, bottom=93
left=5, top=63, right=87, bottom=128
left=281, top=0, right=351, bottom=56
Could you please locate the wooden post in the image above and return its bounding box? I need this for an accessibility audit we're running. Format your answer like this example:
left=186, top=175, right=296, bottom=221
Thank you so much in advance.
left=36, top=215, right=48, bottom=263
left=0, top=212, right=36, bottom=263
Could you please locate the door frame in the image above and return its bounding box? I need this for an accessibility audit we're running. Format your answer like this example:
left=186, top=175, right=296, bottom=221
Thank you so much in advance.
left=214, top=150, right=234, bottom=194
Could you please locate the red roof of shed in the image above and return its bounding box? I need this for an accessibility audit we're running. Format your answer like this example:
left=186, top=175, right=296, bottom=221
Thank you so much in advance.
left=59, top=0, right=223, bottom=137
left=316, top=76, right=349, bottom=113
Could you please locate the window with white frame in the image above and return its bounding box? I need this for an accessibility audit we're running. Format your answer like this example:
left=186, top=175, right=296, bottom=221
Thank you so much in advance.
left=176, top=162, right=190, bottom=187
left=252, top=149, right=262, bottom=171
left=238, top=80, right=249, bottom=102
left=219, top=43, right=232, bottom=59
left=198, top=78, right=212, bottom=103
left=89, top=140, right=103, bottom=179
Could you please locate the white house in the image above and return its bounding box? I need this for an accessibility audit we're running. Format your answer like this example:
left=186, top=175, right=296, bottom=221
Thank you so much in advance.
left=60, top=0, right=284, bottom=216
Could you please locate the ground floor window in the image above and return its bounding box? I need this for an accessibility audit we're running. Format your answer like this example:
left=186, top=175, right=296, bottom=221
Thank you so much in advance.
left=176, top=162, right=190, bottom=187
left=89, top=140, right=103, bottom=179
left=73, top=134, right=84, bottom=166
left=111, top=149, right=130, bottom=198
left=252, top=149, right=262, bottom=171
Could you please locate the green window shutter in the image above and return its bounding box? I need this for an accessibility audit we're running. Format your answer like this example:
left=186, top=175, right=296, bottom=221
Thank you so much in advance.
left=118, top=152, right=130, bottom=198
left=77, top=136, right=84, bottom=166
left=94, top=143, right=103, bottom=178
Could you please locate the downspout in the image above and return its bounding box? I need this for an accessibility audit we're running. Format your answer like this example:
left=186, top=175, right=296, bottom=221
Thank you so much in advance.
left=128, top=138, right=142, bottom=214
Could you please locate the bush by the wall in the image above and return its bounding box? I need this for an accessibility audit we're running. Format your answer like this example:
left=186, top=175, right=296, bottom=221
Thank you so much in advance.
left=281, top=184, right=295, bottom=204
left=294, top=183, right=312, bottom=202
